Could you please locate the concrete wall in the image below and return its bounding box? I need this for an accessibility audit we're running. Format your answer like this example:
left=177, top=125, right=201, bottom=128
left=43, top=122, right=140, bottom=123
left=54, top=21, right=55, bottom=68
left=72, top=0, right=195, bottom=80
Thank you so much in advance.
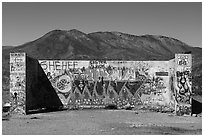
left=9, top=53, right=192, bottom=114
left=38, top=60, right=175, bottom=109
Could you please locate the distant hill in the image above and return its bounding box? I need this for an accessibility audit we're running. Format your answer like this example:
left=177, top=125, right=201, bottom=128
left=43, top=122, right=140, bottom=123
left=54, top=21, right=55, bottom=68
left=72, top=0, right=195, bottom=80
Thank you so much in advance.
left=2, top=29, right=202, bottom=103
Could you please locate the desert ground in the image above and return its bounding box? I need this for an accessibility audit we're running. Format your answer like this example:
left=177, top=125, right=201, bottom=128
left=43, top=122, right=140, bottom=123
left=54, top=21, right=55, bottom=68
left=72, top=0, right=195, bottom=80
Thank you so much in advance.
left=2, top=109, right=202, bottom=135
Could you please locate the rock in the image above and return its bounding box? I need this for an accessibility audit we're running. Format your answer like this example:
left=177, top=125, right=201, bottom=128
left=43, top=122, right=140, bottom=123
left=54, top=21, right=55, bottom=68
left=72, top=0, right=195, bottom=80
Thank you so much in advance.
left=192, top=114, right=198, bottom=117
left=30, top=117, right=40, bottom=119
left=197, top=113, right=202, bottom=117
left=2, top=112, right=11, bottom=120
left=183, top=114, right=191, bottom=117
left=134, top=111, right=139, bottom=114
left=104, top=104, right=118, bottom=109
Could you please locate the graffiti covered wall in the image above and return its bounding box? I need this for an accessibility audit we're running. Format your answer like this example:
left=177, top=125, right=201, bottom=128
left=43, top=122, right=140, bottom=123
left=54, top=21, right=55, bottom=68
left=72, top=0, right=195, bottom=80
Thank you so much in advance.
left=9, top=53, right=192, bottom=114
left=38, top=60, right=174, bottom=109
left=10, top=53, right=26, bottom=114
left=139, top=62, right=174, bottom=108
left=175, top=54, right=192, bottom=115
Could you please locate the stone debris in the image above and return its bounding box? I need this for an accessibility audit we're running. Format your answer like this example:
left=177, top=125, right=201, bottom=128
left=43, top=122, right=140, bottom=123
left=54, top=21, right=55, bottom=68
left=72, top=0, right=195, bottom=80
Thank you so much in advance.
left=137, top=105, right=174, bottom=113
left=2, top=112, right=11, bottom=121
left=30, top=117, right=40, bottom=119
left=192, top=113, right=202, bottom=117
left=134, top=111, right=139, bottom=114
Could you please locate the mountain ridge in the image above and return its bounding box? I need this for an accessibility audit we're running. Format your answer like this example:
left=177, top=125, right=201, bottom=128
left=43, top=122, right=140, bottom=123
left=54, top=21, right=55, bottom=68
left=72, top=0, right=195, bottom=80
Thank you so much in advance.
left=2, top=29, right=202, bottom=103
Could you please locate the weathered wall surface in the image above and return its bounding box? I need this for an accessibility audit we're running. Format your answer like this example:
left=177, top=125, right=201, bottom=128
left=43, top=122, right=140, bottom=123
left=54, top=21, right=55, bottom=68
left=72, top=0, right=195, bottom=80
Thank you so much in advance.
left=9, top=53, right=192, bottom=114
left=10, top=53, right=26, bottom=114
left=39, top=60, right=174, bottom=109
left=175, top=54, right=192, bottom=115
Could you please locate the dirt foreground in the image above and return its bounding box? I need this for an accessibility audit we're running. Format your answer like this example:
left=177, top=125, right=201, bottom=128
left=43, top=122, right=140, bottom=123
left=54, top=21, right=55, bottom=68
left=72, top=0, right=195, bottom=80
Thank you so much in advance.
left=2, top=109, right=202, bottom=135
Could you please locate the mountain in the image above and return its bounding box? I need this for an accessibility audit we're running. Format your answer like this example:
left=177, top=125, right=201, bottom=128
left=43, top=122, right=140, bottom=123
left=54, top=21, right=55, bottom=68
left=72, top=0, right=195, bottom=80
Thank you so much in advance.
left=2, top=29, right=202, bottom=103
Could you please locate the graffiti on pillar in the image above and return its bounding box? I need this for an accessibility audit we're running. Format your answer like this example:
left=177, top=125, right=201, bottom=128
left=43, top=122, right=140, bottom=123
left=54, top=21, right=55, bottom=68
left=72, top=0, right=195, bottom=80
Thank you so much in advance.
left=175, top=54, right=192, bottom=115
left=10, top=53, right=26, bottom=114
left=176, top=70, right=192, bottom=103
left=10, top=53, right=26, bottom=72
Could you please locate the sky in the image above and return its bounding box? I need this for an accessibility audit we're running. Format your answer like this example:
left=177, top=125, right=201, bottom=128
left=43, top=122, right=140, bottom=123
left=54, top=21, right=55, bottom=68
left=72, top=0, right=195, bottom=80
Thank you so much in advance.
left=2, top=2, right=202, bottom=47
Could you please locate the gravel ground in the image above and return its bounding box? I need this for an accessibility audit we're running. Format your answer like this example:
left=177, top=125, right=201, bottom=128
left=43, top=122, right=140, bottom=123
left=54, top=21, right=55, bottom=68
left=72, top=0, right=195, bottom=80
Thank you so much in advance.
left=2, top=109, right=202, bottom=135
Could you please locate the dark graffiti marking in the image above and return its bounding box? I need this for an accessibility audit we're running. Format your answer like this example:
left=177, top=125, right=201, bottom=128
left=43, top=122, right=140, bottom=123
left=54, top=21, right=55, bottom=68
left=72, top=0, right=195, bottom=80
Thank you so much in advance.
left=48, top=72, right=72, bottom=94
left=155, top=72, right=168, bottom=76
left=57, top=76, right=71, bottom=91
left=39, top=60, right=152, bottom=82
left=176, top=70, right=191, bottom=104
left=40, top=60, right=78, bottom=71
left=177, top=55, right=190, bottom=66
left=14, top=75, right=25, bottom=89
left=89, top=60, right=107, bottom=69
left=10, top=53, right=25, bottom=72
